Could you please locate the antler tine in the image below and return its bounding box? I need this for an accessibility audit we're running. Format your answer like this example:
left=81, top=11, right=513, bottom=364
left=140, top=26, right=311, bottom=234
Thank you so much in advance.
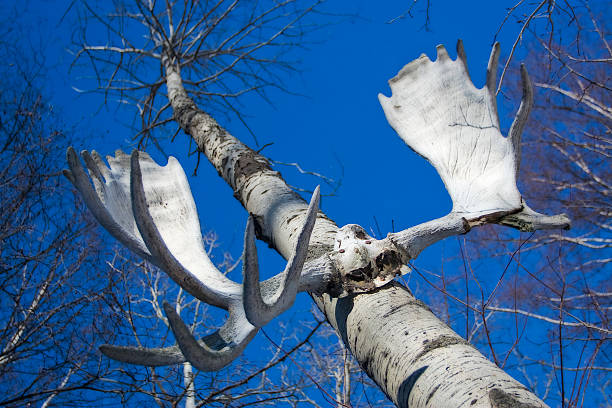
left=508, top=64, right=534, bottom=178
left=163, top=301, right=257, bottom=371
left=129, top=151, right=240, bottom=309
left=99, top=299, right=260, bottom=370
left=435, top=44, right=451, bottom=61
left=243, top=186, right=320, bottom=327
left=80, top=151, right=107, bottom=191
left=456, top=39, right=469, bottom=74
left=499, top=203, right=571, bottom=232
left=64, top=147, right=152, bottom=261
left=99, top=344, right=186, bottom=366
left=486, top=42, right=501, bottom=122
left=486, top=42, right=501, bottom=93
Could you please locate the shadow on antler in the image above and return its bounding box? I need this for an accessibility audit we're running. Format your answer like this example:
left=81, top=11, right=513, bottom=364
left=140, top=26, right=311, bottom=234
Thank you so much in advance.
left=379, top=40, right=570, bottom=259
left=64, top=148, right=322, bottom=370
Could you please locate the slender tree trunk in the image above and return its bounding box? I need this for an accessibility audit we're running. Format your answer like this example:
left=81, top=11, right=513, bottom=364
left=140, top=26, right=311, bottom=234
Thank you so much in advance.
left=162, top=57, right=549, bottom=408
left=183, top=362, right=195, bottom=408
left=342, top=347, right=351, bottom=406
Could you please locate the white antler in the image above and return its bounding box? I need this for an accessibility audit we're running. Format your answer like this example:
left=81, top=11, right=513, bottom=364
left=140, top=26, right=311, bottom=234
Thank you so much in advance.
left=379, top=41, right=570, bottom=247
left=64, top=148, right=322, bottom=370
left=243, top=186, right=320, bottom=327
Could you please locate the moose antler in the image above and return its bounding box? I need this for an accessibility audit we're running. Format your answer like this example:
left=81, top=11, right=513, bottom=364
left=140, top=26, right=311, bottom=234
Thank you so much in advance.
left=379, top=41, right=570, bottom=259
left=65, top=41, right=573, bottom=374
left=64, top=148, right=324, bottom=370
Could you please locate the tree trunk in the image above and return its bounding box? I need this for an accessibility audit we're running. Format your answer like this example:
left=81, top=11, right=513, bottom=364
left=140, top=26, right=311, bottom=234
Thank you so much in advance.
left=163, top=57, right=549, bottom=408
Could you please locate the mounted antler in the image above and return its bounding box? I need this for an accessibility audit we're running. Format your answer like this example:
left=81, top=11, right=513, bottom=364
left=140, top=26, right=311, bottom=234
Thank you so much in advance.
left=64, top=148, right=324, bottom=370
left=65, top=41, right=572, bottom=374
left=379, top=40, right=570, bottom=259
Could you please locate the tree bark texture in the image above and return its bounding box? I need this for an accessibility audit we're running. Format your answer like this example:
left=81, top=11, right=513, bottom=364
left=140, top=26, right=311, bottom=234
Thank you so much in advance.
left=163, top=59, right=549, bottom=408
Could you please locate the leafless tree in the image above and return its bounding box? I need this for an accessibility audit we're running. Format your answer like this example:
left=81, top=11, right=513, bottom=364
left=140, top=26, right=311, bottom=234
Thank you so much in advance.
left=71, top=0, right=325, bottom=155
left=0, top=33, right=117, bottom=407
left=501, top=3, right=610, bottom=406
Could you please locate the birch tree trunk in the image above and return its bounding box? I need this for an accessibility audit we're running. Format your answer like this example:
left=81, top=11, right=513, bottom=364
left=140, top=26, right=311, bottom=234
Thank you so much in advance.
left=162, top=55, right=548, bottom=407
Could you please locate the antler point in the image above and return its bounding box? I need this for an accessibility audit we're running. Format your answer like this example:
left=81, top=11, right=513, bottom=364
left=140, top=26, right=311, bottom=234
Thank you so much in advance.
left=436, top=44, right=450, bottom=61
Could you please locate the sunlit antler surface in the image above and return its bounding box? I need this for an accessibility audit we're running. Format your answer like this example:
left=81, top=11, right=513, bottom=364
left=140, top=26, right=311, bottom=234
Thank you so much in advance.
left=379, top=41, right=570, bottom=251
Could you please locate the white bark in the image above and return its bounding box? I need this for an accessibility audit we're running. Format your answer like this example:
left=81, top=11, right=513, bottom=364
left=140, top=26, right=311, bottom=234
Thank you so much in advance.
left=183, top=362, right=195, bottom=408
left=318, top=283, right=549, bottom=407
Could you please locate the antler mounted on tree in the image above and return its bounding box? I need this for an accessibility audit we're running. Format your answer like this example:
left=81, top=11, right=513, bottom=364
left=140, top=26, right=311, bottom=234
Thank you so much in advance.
left=66, top=41, right=570, bottom=399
